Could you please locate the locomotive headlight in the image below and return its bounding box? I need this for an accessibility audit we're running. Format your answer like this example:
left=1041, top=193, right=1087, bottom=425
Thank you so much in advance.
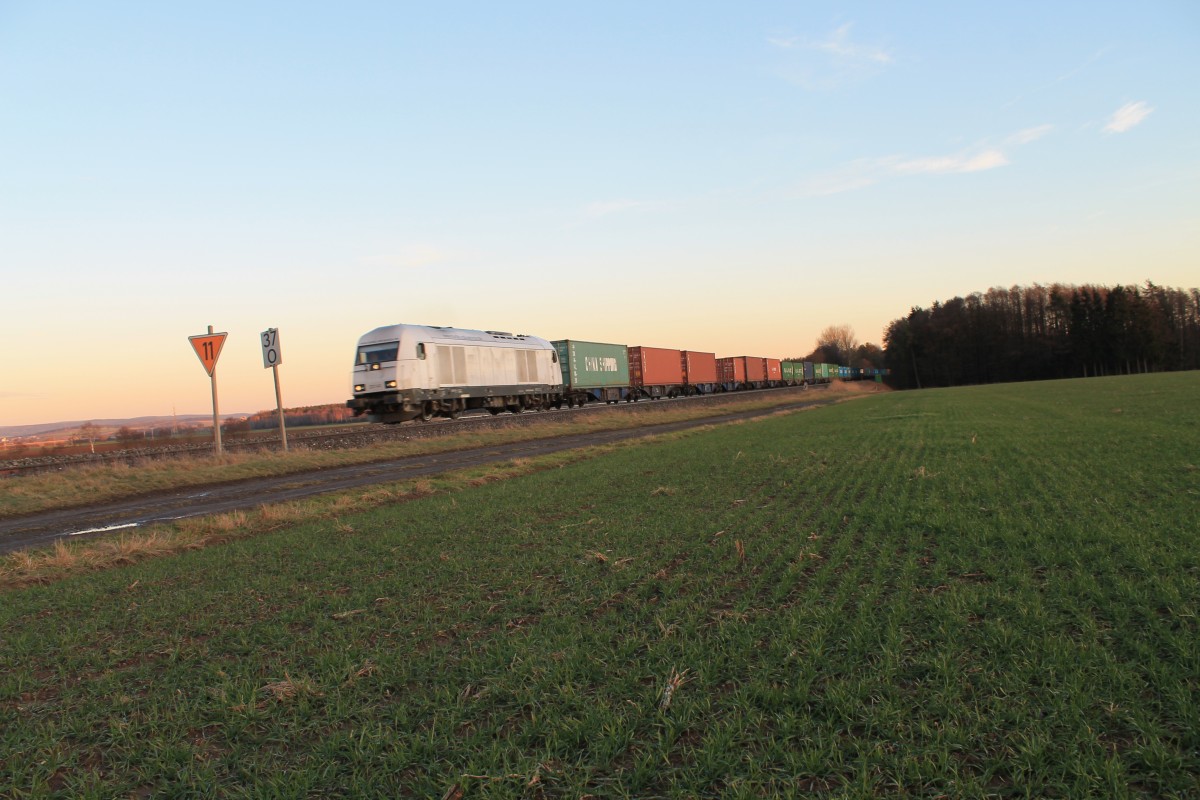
left=354, top=384, right=365, bottom=393
left=385, top=380, right=397, bottom=389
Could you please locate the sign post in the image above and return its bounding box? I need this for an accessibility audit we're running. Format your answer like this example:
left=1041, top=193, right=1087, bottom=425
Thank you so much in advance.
left=189, top=326, right=228, bottom=456
left=261, top=327, right=288, bottom=451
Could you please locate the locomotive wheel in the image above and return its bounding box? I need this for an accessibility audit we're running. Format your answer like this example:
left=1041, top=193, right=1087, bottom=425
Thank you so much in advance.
left=419, top=402, right=434, bottom=422
left=446, top=402, right=460, bottom=420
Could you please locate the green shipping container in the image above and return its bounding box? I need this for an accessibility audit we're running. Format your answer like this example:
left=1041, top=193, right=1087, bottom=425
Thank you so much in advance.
left=781, top=360, right=801, bottom=382
left=552, top=339, right=630, bottom=389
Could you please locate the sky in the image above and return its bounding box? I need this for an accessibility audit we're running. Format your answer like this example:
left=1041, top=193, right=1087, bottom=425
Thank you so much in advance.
left=2, top=1, right=1197, bottom=426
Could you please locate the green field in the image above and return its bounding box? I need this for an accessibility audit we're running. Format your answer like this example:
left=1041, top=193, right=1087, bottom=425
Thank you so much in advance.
left=2, top=374, right=1198, bottom=797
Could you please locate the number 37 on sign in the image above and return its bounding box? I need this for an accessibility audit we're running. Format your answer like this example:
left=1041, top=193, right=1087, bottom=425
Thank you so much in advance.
left=261, top=328, right=283, bottom=368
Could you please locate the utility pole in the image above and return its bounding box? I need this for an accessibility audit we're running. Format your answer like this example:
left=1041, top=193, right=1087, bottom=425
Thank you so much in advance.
left=189, top=325, right=228, bottom=457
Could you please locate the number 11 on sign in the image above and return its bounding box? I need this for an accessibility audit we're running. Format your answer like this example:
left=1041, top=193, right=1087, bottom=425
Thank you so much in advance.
left=189, top=326, right=228, bottom=456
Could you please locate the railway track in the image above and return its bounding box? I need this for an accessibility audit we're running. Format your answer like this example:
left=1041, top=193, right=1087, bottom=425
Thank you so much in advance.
left=0, top=387, right=841, bottom=554
left=0, top=386, right=827, bottom=477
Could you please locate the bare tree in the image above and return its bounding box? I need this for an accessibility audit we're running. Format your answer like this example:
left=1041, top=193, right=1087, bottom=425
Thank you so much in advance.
left=77, top=421, right=99, bottom=454
left=816, top=324, right=859, bottom=365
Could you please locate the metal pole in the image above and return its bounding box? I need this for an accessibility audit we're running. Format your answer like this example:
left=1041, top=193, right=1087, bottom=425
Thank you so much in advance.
left=209, top=325, right=222, bottom=456
left=273, top=363, right=288, bottom=451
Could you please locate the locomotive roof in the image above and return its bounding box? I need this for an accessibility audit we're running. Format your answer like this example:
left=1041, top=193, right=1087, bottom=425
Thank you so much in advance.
left=357, top=323, right=554, bottom=349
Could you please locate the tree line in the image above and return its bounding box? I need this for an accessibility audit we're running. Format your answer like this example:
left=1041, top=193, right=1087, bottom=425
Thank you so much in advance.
left=242, top=404, right=357, bottom=431
left=883, top=282, right=1200, bottom=389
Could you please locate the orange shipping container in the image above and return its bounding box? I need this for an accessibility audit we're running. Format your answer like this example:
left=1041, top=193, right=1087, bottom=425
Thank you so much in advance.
left=717, top=357, right=746, bottom=383
left=739, top=357, right=767, bottom=382
left=763, top=358, right=782, bottom=382
left=680, top=350, right=717, bottom=384
left=628, top=346, right=684, bottom=387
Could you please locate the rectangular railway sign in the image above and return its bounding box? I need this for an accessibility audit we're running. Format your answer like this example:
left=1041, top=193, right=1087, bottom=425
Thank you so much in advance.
left=261, top=327, right=282, bottom=368
left=261, top=326, right=289, bottom=451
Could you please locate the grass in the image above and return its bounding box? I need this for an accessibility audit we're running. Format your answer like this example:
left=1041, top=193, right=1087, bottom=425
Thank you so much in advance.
left=0, top=442, right=637, bottom=589
left=1, top=373, right=1197, bottom=797
left=0, top=387, right=860, bottom=519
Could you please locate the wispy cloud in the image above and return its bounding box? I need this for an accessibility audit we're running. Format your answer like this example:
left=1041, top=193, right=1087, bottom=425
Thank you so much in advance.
left=1008, top=124, right=1054, bottom=145
left=1002, top=49, right=1109, bottom=110
left=800, top=165, right=879, bottom=198
left=892, top=149, right=1009, bottom=175
left=769, top=22, right=893, bottom=90
left=1105, top=101, right=1153, bottom=133
left=795, top=125, right=1050, bottom=198
left=770, top=23, right=893, bottom=64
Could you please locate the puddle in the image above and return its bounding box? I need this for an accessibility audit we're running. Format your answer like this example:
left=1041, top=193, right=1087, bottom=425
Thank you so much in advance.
left=69, top=522, right=140, bottom=537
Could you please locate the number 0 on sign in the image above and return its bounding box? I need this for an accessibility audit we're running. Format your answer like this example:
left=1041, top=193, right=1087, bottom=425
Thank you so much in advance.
left=261, top=328, right=282, bottom=368
left=189, top=332, right=228, bottom=376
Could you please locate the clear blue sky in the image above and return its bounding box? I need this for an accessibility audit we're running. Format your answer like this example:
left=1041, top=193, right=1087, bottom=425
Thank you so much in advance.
left=2, top=1, right=1196, bottom=426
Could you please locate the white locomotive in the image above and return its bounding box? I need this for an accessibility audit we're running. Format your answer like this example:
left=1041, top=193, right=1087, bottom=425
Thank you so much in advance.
left=347, top=324, right=564, bottom=423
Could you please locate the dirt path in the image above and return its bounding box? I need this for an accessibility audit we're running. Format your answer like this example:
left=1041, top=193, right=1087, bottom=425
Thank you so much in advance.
left=0, top=396, right=842, bottom=553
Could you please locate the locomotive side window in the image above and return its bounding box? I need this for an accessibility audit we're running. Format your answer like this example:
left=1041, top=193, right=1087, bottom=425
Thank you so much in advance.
left=417, top=343, right=426, bottom=360
left=357, top=342, right=399, bottom=366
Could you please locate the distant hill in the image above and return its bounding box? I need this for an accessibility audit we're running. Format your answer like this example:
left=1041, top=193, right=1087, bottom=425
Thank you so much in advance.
left=0, top=414, right=247, bottom=440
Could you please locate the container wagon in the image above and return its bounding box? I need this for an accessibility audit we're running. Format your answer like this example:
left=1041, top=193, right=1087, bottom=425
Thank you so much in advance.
left=680, top=350, right=718, bottom=395
left=763, top=358, right=783, bottom=387
left=552, top=339, right=630, bottom=405
left=718, top=356, right=768, bottom=390
left=628, top=346, right=684, bottom=399
left=716, top=356, right=745, bottom=390
left=781, top=360, right=809, bottom=386
left=742, top=357, right=768, bottom=389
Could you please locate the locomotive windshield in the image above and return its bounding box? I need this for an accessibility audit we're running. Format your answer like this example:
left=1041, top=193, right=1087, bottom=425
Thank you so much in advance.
left=356, top=342, right=399, bottom=366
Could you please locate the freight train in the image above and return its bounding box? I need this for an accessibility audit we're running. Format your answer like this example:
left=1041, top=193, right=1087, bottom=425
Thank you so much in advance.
left=347, top=323, right=887, bottom=424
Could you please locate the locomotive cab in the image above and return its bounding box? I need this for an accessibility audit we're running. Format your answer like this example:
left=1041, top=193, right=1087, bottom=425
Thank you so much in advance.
left=347, top=327, right=427, bottom=423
